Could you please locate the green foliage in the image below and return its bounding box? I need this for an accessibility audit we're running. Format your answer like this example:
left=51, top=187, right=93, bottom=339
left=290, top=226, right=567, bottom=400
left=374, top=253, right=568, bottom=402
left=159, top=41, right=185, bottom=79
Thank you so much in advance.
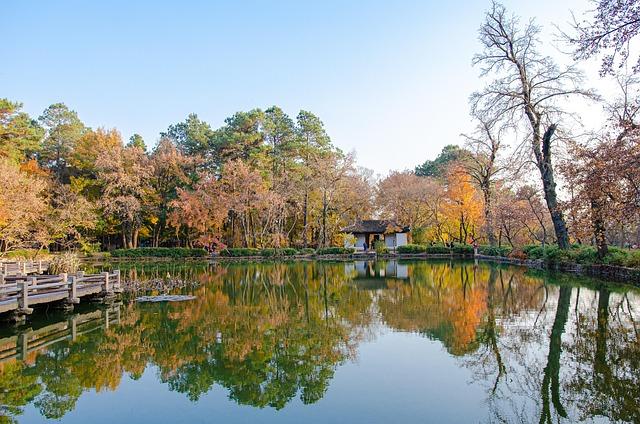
left=397, top=244, right=427, bottom=254
left=414, top=145, right=470, bottom=177
left=219, top=248, right=261, bottom=257
left=425, top=244, right=451, bottom=254
left=410, top=227, right=429, bottom=244
left=521, top=244, right=640, bottom=268
left=2, top=249, right=47, bottom=259
left=374, top=240, right=389, bottom=254
left=297, top=248, right=317, bottom=255
left=478, top=245, right=512, bottom=257
left=258, top=248, right=299, bottom=257
left=316, top=247, right=355, bottom=255
left=112, top=247, right=208, bottom=258
left=452, top=243, right=474, bottom=255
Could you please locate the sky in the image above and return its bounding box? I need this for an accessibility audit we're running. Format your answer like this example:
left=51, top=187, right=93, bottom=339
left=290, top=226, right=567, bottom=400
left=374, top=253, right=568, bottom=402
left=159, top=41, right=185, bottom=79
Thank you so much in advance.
left=2, top=0, right=610, bottom=175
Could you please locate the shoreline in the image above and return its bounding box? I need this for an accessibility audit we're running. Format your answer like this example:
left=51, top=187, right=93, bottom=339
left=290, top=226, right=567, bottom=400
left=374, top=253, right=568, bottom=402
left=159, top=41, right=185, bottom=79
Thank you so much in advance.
left=82, top=253, right=640, bottom=287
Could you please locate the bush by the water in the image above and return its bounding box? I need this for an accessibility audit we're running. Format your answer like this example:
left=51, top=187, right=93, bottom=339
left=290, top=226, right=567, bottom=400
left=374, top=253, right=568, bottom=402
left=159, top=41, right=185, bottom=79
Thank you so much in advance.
left=374, top=240, right=389, bottom=254
left=297, top=248, right=317, bottom=255
left=478, top=245, right=512, bottom=257
left=522, top=244, right=640, bottom=268
left=452, top=243, right=474, bottom=255
left=257, top=248, right=298, bottom=257
left=112, top=247, right=208, bottom=258
left=219, top=248, right=300, bottom=257
left=425, top=244, right=451, bottom=254
left=397, top=244, right=427, bottom=254
left=316, top=247, right=355, bottom=255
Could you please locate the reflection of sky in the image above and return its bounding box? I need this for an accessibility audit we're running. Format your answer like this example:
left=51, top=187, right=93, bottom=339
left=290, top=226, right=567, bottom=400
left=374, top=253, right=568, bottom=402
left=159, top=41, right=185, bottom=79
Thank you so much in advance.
left=11, top=262, right=640, bottom=423
left=20, top=330, right=490, bottom=424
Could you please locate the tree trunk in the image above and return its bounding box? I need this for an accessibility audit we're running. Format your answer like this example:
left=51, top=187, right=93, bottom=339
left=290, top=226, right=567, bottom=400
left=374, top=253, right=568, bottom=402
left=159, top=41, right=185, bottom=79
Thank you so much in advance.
left=536, top=124, right=570, bottom=249
left=303, top=190, right=309, bottom=248
left=590, top=195, right=608, bottom=259
left=482, top=184, right=497, bottom=245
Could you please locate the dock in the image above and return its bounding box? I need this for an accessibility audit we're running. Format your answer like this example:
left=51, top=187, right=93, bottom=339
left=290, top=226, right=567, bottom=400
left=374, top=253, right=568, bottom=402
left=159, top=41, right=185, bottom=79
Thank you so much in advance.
left=0, top=270, right=122, bottom=320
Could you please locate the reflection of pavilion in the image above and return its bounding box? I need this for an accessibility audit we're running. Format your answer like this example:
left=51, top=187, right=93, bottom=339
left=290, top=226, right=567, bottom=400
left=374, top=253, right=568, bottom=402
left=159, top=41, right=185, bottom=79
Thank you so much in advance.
left=345, top=260, right=409, bottom=289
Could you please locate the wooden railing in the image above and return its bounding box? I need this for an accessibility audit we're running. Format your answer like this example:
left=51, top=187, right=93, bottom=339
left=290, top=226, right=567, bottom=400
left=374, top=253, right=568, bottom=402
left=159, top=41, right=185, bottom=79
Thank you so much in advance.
left=0, top=305, right=121, bottom=362
left=0, top=270, right=121, bottom=315
left=0, top=260, right=49, bottom=277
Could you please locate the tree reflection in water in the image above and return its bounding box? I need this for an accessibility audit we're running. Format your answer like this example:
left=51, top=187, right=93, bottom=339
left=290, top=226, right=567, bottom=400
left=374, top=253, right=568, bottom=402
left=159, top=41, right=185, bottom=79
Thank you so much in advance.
left=0, top=260, right=638, bottom=423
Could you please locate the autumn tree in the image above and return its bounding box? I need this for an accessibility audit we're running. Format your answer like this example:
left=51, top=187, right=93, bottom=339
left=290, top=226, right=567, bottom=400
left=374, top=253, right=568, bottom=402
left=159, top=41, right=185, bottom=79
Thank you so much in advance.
left=96, top=141, right=153, bottom=249
left=0, top=159, right=47, bottom=253
left=463, top=117, right=506, bottom=245
left=472, top=2, right=594, bottom=249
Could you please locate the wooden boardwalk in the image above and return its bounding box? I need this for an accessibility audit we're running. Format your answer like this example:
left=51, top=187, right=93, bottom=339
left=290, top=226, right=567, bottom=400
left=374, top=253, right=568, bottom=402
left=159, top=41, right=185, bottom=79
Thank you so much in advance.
left=0, top=305, right=120, bottom=362
left=0, top=270, right=122, bottom=316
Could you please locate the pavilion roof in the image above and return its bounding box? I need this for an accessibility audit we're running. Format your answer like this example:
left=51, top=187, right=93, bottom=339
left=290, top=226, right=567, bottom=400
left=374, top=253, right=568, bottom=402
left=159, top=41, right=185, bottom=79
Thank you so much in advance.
left=341, top=220, right=410, bottom=234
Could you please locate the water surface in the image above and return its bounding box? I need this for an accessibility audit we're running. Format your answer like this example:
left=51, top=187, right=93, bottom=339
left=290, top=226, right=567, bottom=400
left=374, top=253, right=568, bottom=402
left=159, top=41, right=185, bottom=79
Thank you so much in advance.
left=1, top=260, right=639, bottom=423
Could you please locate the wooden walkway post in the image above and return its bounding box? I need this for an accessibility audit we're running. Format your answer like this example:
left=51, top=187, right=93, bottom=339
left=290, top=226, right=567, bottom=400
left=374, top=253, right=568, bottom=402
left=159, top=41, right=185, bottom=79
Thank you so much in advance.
left=68, top=275, right=79, bottom=304
left=18, top=281, right=29, bottom=311
left=102, top=271, right=111, bottom=294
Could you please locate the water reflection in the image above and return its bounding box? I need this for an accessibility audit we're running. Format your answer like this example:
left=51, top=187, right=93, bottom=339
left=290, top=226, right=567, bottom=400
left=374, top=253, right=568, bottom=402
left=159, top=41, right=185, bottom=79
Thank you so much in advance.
left=0, top=260, right=638, bottom=423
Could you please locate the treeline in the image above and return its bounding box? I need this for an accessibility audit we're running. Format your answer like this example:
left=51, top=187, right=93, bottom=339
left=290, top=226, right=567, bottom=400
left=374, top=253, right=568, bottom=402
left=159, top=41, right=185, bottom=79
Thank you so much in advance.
left=0, top=103, right=372, bottom=253
left=375, top=0, right=640, bottom=260
left=1, top=0, right=639, bottom=258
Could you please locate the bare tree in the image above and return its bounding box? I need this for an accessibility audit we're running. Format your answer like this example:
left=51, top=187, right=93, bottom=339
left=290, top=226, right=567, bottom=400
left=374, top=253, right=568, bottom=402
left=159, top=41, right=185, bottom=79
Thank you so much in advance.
left=462, top=115, right=506, bottom=245
left=568, top=0, right=640, bottom=76
left=472, top=2, right=595, bottom=249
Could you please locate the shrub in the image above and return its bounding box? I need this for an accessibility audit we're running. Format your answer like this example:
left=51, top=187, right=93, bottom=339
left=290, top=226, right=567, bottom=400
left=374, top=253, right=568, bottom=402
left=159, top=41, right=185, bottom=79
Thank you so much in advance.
left=425, top=244, right=450, bottom=254
left=297, top=248, right=316, bottom=255
left=374, top=240, right=389, bottom=254
left=397, top=244, right=427, bottom=254
left=219, top=248, right=261, bottom=257
left=624, top=250, right=640, bottom=268
left=111, top=247, right=208, bottom=258
left=508, top=249, right=527, bottom=260
left=259, top=248, right=298, bottom=257
left=316, top=247, right=355, bottom=255
left=452, top=243, right=474, bottom=255
left=478, top=245, right=512, bottom=257
left=49, top=252, right=81, bottom=274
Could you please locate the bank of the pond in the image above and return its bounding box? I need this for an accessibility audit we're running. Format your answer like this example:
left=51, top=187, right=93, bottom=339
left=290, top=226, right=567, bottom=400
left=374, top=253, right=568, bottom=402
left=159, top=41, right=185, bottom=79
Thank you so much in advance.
left=83, top=250, right=640, bottom=287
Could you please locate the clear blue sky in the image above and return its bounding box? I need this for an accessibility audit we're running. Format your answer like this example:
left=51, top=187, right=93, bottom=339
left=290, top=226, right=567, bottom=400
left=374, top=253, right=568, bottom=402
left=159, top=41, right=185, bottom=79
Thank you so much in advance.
left=2, top=0, right=597, bottom=174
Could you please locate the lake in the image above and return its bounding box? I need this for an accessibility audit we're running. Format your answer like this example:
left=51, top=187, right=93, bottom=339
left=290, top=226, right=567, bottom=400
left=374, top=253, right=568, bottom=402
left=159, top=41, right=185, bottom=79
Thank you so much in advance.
left=1, top=259, right=638, bottom=423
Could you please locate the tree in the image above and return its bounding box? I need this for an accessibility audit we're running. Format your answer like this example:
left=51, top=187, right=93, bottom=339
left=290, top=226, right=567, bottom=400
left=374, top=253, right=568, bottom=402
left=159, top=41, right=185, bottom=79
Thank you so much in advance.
left=0, top=98, right=43, bottom=163
left=415, top=145, right=469, bottom=177
left=162, top=113, right=213, bottom=158
left=569, top=0, right=640, bottom=75
left=38, top=103, right=85, bottom=181
left=127, top=134, right=146, bottom=151
left=150, top=138, right=198, bottom=246
left=96, top=142, right=153, bottom=248
left=0, top=159, right=48, bottom=253
left=376, top=171, right=441, bottom=229
left=472, top=2, right=595, bottom=249
left=463, top=117, right=505, bottom=245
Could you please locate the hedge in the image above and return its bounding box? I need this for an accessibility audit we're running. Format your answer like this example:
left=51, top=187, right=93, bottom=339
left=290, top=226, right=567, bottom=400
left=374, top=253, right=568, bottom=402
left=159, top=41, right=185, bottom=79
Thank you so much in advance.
left=425, top=244, right=451, bottom=254
left=316, top=247, right=355, bottom=255
left=111, top=247, right=208, bottom=258
left=397, top=244, right=427, bottom=254
left=520, top=244, right=640, bottom=268
left=478, top=245, right=512, bottom=257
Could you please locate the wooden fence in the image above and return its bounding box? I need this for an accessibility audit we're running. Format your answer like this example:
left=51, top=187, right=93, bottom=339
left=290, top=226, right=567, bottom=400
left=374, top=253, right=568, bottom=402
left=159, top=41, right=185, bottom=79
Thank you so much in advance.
left=0, top=270, right=121, bottom=315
